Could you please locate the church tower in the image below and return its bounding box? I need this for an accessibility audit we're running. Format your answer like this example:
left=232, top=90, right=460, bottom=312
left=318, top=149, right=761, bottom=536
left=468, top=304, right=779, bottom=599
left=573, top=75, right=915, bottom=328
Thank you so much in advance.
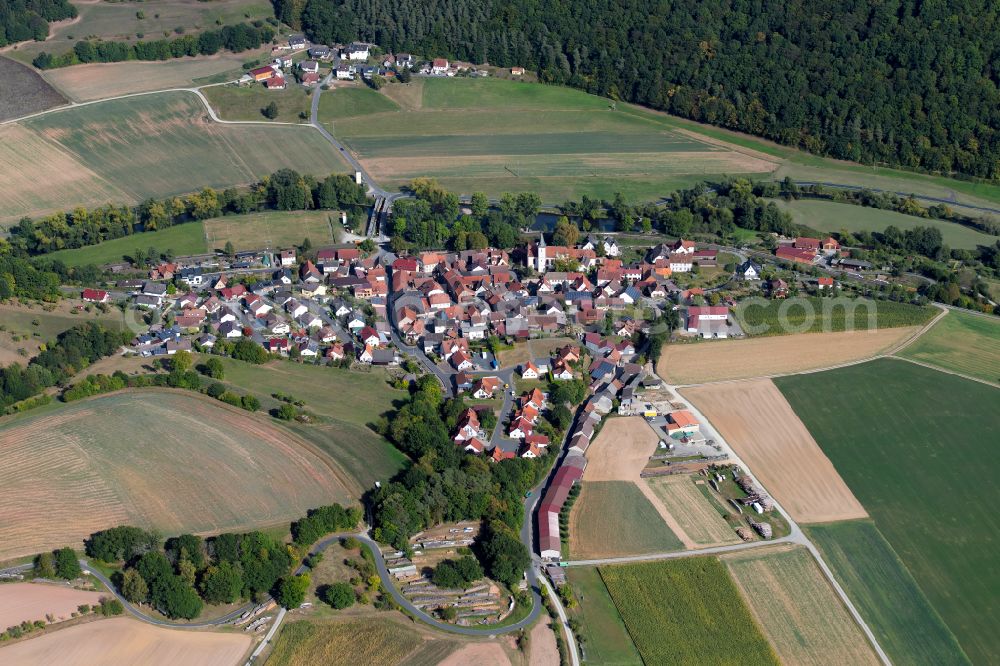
left=536, top=232, right=546, bottom=271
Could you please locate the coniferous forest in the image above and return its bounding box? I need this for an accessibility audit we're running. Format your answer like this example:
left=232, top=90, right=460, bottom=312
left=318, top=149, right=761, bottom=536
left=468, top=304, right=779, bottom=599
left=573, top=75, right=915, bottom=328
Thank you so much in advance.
left=274, top=0, right=1000, bottom=180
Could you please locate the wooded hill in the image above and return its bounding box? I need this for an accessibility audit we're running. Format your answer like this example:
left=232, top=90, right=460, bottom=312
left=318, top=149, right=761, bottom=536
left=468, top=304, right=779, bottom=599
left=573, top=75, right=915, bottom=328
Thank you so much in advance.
left=274, top=0, right=1000, bottom=180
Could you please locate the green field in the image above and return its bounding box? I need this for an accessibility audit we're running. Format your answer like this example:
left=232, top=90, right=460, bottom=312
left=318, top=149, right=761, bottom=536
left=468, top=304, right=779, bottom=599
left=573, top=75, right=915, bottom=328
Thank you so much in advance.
left=566, top=566, right=641, bottom=665
left=268, top=618, right=423, bottom=666
left=773, top=199, right=999, bottom=250
left=2, top=91, right=350, bottom=225
left=45, top=222, right=207, bottom=266
left=323, top=77, right=778, bottom=201
left=203, top=210, right=339, bottom=252
left=897, top=309, right=1000, bottom=383
left=804, top=521, right=969, bottom=666
left=600, top=557, right=778, bottom=665
left=776, top=359, right=1000, bottom=664
left=5, top=0, right=273, bottom=64
left=203, top=84, right=314, bottom=123
left=213, top=358, right=409, bottom=487
left=569, top=481, right=684, bottom=559
left=735, top=296, right=936, bottom=336
left=0, top=390, right=354, bottom=563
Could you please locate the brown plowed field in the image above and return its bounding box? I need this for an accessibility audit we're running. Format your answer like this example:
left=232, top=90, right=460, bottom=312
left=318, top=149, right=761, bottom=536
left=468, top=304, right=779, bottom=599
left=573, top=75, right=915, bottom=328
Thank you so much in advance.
left=0, top=617, right=250, bottom=666
left=0, top=583, right=105, bottom=627
left=658, top=327, right=919, bottom=385
left=583, top=416, right=658, bottom=480
left=682, top=380, right=867, bottom=523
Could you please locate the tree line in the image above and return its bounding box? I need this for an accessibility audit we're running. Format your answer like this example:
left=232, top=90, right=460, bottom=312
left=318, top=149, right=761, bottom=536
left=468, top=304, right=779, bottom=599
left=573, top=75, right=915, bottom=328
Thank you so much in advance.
left=274, top=0, right=1000, bottom=181
left=7, top=169, right=369, bottom=257
left=0, top=0, right=75, bottom=46
left=32, top=21, right=275, bottom=69
left=0, top=323, right=129, bottom=413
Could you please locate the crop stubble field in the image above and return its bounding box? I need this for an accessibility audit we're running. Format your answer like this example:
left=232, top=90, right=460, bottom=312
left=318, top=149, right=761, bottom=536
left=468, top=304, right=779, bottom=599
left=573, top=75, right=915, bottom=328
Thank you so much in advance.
left=683, top=379, right=868, bottom=523
left=775, top=359, right=1000, bottom=664
left=805, top=521, right=969, bottom=666
left=644, top=475, right=739, bottom=546
left=0, top=91, right=349, bottom=225
left=0, top=617, right=251, bottom=666
left=324, top=78, right=778, bottom=200
left=897, top=309, right=1000, bottom=383
left=0, top=583, right=104, bottom=627
left=0, top=390, right=353, bottom=561
left=600, top=558, right=778, bottom=665
left=658, top=326, right=919, bottom=384
left=267, top=618, right=423, bottom=666
left=721, top=546, right=879, bottom=666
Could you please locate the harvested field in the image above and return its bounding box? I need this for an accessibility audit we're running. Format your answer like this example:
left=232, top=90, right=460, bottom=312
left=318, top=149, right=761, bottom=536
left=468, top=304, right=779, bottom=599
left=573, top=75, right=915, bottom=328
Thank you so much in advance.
left=805, top=521, right=969, bottom=666
left=0, top=583, right=104, bottom=627
left=644, top=476, right=740, bottom=546
left=267, top=618, right=422, bottom=666
left=0, top=55, right=65, bottom=121
left=528, top=619, right=559, bottom=666
left=568, top=481, right=684, bottom=559
left=897, top=309, right=1000, bottom=384
left=583, top=416, right=658, bottom=480
left=600, top=558, right=778, bottom=665
left=776, top=359, right=1000, bottom=664
left=203, top=210, right=337, bottom=253
left=440, top=642, right=512, bottom=666
left=2, top=91, right=349, bottom=225
left=658, top=326, right=920, bottom=385
left=722, top=546, right=879, bottom=666
left=0, top=617, right=250, bottom=666
left=44, top=51, right=269, bottom=102
left=682, top=379, right=867, bottom=523
left=0, top=390, right=353, bottom=562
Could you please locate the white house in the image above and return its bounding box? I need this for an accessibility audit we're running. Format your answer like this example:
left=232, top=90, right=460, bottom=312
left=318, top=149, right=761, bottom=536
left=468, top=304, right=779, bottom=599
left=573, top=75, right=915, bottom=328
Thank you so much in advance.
left=736, top=259, right=762, bottom=281
left=346, top=42, right=369, bottom=61
left=299, top=60, right=319, bottom=74
left=431, top=58, right=449, bottom=74
left=335, top=64, right=353, bottom=80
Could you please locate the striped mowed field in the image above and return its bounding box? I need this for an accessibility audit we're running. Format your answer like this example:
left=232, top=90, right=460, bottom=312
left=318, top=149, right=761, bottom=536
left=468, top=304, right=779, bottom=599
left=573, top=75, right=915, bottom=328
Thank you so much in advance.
left=644, top=475, right=740, bottom=546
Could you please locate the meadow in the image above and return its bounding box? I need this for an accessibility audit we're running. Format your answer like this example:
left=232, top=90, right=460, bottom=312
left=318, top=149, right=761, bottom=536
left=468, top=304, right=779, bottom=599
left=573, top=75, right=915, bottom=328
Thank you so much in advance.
left=2, top=91, right=349, bottom=225
left=203, top=84, right=314, bottom=123
left=897, top=309, right=1000, bottom=384
left=734, top=296, right=936, bottom=337
left=0, top=390, right=353, bottom=562
left=0, top=300, right=124, bottom=365
left=773, top=199, right=999, bottom=250
left=45, top=222, right=207, bottom=266
left=722, top=547, right=879, bottom=666
left=776, top=359, right=1000, bottom=664
left=805, top=521, right=969, bottom=666
left=203, top=210, right=338, bottom=252
left=568, top=481, right=684, bottom=559
left=323, top=78, right=778, bottom=201
left=600, top=557, right=778, bottom=665
left=566, top=567, right=642, bottom=665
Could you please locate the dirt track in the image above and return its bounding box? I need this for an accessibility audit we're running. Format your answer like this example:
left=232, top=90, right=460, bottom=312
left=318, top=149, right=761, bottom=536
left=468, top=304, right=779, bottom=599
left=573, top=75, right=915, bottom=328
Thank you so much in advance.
left=682, top=379, right=868, bottom=523
left=659, top=327, right=919, bottom=385
left=0, top=617, right=250, bottom=666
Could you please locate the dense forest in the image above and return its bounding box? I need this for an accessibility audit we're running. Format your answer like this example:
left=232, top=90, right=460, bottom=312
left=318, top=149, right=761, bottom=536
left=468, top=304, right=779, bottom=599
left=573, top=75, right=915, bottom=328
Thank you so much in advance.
left=274, top=0, right=1000, bottom=180
left=0, top=0, right=75, bottom=46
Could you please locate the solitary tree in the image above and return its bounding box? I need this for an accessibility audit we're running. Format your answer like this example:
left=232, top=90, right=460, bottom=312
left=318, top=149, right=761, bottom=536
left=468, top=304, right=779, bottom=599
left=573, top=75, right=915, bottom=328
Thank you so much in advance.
left=262, top=102, right=279, bottom=119
left=34, top=552, right=56, bottom=578
left=223, top=240, right=235, bottom=258
left=54, top=548, right=82, bottom=580
left=322, top=582, right=355, bottom=609
left=275, top=574, right=310, bottom=609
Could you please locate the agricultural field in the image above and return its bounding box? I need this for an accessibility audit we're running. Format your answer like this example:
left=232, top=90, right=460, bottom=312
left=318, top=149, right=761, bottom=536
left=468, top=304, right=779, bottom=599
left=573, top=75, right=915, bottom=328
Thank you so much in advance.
left=644, top=475, right=740, bottom=546
left=568, top=481, right=684, bottom=559
left=657, top=326, right=921, bottom=385
left=0, top=617, right=251, bottom=666
left=0, top=55, right=65, bottom=121
left=203, top=210, right=339, bottom=252
left=897, top=309, right=1000, bottom=384
left=566, top=567, right=641, bottom=665
left=776, top=359, right=1000, bottom=664
left=721, top=546, right=879, bottom=666
left=203, top=84, right=314, bottom=123
left=734, top=297, right=936, bottom=337
left=4, top=0, right=272, bottom=65
left=772, top=199, right=1000, bottom=250
left=805, top=521, right=969, bottom=666
left=212, top=357, right=409, bottom=487
left=266, top=618, right=423, bottom=666
left=42, top=50, right=270, bottom=102
left=44, top=222, right=207, bottom=266
left=0, top=583, right=104, bottom=627
left=0, top=300, right=124, bottom=366
left=0, top=390, right=354, bottom=562
left=1, top=91, right=350, bottom=225
left=599, top=558, right=778, bottom=665
left=683, top=379, right=868, bottom=523
left=323, top=77, right=778, bottom=201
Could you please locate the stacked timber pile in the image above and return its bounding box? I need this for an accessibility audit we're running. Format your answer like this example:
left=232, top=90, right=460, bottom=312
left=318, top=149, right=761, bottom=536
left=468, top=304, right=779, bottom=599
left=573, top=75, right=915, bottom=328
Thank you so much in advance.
left=736, top=475, right=774, bottom=511
left=747, top=518, right=773, bottom=539
left=735, top=527, right=753, bottom=541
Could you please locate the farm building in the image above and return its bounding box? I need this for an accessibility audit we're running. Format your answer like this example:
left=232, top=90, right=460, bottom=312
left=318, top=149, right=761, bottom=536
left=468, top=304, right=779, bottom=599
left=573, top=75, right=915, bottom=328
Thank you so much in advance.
left=537, top=454, right=586, bottom=559
left=665, top=410, right=699, bottom=437
left=776, top=245, right=817, bottom=264
left=82, top=288, right=109, bottom=303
